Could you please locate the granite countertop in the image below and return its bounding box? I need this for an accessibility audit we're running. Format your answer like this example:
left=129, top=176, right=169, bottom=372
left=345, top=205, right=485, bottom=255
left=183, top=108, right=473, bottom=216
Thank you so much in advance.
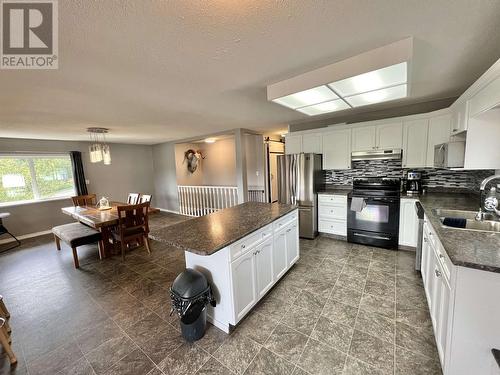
left=415, top=192, right=500, bottom=273
left=149, top=202, right=297, bottom=256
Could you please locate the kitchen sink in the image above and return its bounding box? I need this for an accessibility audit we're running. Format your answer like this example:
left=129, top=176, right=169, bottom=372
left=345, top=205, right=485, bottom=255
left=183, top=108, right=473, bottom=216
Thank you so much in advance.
left=432, top=209, right=500, bottom=233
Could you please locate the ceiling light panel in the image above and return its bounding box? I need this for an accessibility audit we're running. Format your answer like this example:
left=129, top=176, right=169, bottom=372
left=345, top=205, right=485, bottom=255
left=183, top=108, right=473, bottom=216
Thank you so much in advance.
left=329, top=62, right=407, bottom=97
left=272, top=85, right=338, bottom=109
left=344, top=84, right=407, bottom=107
left=296, top=99, right=350, bottom=116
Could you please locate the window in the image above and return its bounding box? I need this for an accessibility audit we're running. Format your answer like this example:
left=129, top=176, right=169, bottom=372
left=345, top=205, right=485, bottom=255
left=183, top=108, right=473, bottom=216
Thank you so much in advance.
left=0, top=154, right=76, bottom=205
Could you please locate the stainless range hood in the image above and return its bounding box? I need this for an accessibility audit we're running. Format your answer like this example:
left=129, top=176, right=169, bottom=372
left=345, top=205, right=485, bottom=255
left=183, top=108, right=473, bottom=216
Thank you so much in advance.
left=351, top=149, right=402, bottom=161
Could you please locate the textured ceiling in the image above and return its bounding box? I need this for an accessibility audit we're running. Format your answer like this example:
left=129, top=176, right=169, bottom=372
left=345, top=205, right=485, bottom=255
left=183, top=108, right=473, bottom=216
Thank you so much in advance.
left=1, top=0, right=500, bottom=144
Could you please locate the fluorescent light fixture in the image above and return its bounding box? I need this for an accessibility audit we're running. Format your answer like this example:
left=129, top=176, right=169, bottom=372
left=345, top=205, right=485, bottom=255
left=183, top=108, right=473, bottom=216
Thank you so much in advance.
left=272, top=85, right=338, bottom=109
left=269, top=63, right=409, bottom=116
left=329, top=62, right=407, bottom=97
left=204, top=138, right=216, bottom=143
left=296, top=99, right=350, bottom=116
left=344, top=84, right=407, bottom=107
left=268, top=38, right=412, bottom=116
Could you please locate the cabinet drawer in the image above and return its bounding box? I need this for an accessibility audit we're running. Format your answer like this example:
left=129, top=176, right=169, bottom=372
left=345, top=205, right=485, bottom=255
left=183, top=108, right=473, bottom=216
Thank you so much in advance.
left=230, top=224, right=272, bottom=261
left=434, top=241, right=452, bottom=283
left=318, top=204, right=346, bottom=220
left=318, top=194, right=347, bottom=205
left=424, top=220, right=452, bottom=282
left=273, top=211, right=298, bottom=232
left=319, top=218, right=347, bottom=236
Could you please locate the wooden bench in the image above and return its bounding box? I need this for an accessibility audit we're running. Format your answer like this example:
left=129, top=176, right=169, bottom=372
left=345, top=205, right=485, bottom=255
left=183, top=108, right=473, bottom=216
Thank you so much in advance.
left=52, top=222, right=103, bottom=268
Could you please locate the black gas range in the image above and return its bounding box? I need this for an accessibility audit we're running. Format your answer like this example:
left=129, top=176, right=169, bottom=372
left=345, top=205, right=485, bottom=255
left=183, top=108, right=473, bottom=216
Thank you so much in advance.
left=347, top=177, right=401, bottom=249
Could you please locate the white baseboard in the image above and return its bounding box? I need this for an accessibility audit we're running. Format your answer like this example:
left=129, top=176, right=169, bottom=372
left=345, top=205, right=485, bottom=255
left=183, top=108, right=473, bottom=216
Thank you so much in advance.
left=157, top=207, right=181, bottom=214
left=0, top=230, right=52, bottom=245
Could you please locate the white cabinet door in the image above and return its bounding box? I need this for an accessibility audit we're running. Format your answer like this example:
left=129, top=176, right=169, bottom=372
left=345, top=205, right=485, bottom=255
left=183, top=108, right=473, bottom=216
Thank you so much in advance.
left=255, top=238, right=274, bottom=299
left=230, top=249, right=257, bottom=321
left=403, top=119, right=429, bottom=168
left=352, top=126, right=376, bottom=151
left=377, top=122, right=403, bottom=149
left=435, top=265, right=451, bottom=366
left=285, top=135, right=302, bottom=154
left=285, top=222, right=299, bottom=267
left=399, top=199, right=418, bottom=247
left=427, top=114, right=451, bottom=167
left=322, top=129, right=351, bottom=170
left=302, top=134, right=322, bottom=154
left=273, top=228, right=288, bottom=280
left=424, top=241, right=439, bottom=328
left=421, top=229, right=430, bottom=289
left=450, top=101, right=469, bottom=135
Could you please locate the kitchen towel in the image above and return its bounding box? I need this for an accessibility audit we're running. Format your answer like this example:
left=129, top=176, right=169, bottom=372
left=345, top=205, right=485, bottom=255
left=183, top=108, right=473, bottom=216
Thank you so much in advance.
left=350, top=197, right=366, bottom=212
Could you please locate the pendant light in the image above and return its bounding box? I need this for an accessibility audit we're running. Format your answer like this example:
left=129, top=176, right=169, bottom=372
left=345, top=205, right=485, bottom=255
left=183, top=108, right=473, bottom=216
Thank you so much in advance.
left=87, top=128, right=111, bottom=165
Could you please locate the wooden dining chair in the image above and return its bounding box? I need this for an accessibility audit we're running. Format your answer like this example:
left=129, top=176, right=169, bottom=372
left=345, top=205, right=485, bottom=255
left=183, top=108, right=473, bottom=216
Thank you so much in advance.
left=127, top=193, right=141, bottom=205
left=139, top=194, right=152, bottom=203
left=112, top=202, right=151, bottom=260
left=72, top=194, right=96, bottom=206
left=0, top=296, right=16, bottom=365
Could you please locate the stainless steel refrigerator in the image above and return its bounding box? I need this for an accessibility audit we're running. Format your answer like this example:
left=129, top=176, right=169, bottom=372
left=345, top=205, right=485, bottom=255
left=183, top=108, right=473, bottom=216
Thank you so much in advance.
left=277, top=153, right=322, bottom=239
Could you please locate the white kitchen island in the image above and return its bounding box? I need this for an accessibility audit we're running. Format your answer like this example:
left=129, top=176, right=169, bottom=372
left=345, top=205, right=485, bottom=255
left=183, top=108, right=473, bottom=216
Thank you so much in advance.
left=150, top=202, right=299, bottom=333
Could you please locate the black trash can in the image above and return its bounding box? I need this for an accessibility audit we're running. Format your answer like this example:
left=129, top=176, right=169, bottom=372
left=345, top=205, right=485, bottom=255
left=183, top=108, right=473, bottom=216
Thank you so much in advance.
left=170, top=268, right=216, bottom=342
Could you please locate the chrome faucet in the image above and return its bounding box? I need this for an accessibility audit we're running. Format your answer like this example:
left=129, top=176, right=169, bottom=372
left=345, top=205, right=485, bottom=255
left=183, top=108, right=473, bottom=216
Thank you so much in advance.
left=476, top=174, right=500, bottom=220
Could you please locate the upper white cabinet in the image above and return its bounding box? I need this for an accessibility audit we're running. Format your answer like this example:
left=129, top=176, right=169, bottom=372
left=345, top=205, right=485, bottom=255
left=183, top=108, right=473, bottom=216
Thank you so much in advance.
left=352, top=122, right=402, bottom=151
left=426, top=114, right=452, bottom=167
left=469, top=74, right=500, bottom=117
left=285, top=133, right=322, bottom=154
left=352, top=126, right=376, bottom=151
left=322, top=129, right=351, bottom=170
left=450, top=101, right=469, bottom=135
left=285, top=134, right=302, bottom=154
left=302, top=133, right=322, bottom=153
left=376, top=122, right=403, bottom=149
left=403, top=119, right=429, bottom=168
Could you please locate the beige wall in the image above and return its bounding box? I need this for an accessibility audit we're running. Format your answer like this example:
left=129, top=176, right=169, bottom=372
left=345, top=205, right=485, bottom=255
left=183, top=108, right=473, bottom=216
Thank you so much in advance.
left=245, top=134, right=265, bottom=189
left=0, top=138, right=154, bottom=237
left=201, top=138, right=236, bottom=186
left=175, top=138, right=236, bottom=187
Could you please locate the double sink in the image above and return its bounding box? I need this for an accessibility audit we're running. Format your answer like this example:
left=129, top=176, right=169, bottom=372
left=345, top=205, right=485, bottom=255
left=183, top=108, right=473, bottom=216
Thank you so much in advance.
left=433, top=208, right=500, bottom=233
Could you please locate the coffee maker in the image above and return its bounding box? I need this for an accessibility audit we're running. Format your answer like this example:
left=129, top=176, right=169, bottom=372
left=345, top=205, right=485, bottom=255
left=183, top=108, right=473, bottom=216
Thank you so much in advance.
left=405, top=171, right=422, bottom=194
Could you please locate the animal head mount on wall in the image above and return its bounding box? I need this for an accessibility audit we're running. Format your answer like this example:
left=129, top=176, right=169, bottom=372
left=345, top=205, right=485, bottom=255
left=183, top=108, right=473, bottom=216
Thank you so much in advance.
left=184, top=149, right=205, bottom=173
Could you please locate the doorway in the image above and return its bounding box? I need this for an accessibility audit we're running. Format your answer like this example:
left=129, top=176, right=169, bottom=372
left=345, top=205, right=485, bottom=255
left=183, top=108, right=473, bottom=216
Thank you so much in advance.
left=265, top=139, right=285, bottom=203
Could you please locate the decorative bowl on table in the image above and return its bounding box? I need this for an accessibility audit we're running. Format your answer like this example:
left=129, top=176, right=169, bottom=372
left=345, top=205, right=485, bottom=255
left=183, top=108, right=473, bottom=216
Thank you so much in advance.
left=97, top=197, right=111, bottom=210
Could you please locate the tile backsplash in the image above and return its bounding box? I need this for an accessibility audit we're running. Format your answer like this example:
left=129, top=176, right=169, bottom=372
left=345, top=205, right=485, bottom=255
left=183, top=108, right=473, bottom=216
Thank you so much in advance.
left=324, top=159, right=493, bottom=191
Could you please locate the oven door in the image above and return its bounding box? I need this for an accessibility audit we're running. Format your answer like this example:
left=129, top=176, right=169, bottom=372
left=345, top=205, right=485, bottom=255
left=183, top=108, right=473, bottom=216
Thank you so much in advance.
left=347, top=196, right=400, bottom=235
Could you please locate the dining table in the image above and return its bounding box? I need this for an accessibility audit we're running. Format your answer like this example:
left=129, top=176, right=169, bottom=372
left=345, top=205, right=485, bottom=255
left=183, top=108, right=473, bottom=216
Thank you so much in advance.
left=61, top=201, right=159, bottom=257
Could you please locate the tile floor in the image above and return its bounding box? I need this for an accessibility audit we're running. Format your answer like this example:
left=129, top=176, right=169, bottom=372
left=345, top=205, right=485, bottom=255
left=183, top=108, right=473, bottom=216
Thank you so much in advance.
left=0, top=214, right=442, bottom=375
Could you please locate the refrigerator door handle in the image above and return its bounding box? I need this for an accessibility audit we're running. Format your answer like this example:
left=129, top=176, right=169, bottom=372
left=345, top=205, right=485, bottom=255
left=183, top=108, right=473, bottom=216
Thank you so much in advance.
left=290, top=155, right=295, bottom=205
left=293, top=155, right=298, bottom=205
left=295, top=154, right=298, bottom=204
